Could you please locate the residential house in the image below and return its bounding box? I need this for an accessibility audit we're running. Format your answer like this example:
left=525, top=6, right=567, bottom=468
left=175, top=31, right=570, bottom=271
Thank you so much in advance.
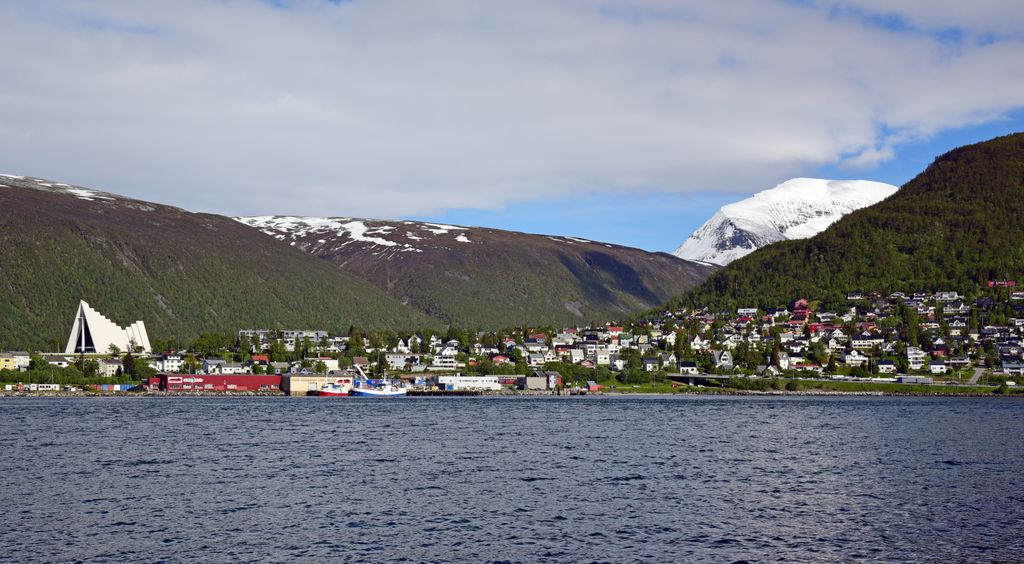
left=712, top=350, right=734, bottom=371
left=221, top=362, right=248, bottom=375
left=385, top=353, right=419, bottom=369
left=906, top=347, right=927, bottom=370
left=527, top=353, right=547, bottom=368
left=203, top=358, right=226, bottom=375
left=851, top=333, right=884, bottom=350
left=430, top=348, right=458, bottom=370
left=10, top=352, right=30, bottom=371
left=566, top=349, right=584, bottom=364
left=677, top=361, right=699, bottom=375
left=98, top=358, right=123, bottom=378
left=490, top=354, right=512, bottom=365
left=841, top=350, right=869, bottom=367
left=151, top=353, right=183, bottom=373
left=660, top=353, right=677, bottom=367
left=691, top=336, right=710, bottom=352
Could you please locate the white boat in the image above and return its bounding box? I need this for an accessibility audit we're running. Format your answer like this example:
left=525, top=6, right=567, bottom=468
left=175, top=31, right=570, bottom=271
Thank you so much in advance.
left=349, top=364, right=407, bottom=397
left=350, top=384, right=407, bottom=397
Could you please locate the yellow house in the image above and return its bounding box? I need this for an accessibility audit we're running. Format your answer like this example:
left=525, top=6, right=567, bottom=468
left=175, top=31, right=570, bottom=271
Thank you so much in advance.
left=0, top=353, right=16, bottom=371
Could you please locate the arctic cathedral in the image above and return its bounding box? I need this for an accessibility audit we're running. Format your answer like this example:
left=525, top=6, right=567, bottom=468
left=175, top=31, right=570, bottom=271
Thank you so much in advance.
left=64, top=300, right=152, bottom=355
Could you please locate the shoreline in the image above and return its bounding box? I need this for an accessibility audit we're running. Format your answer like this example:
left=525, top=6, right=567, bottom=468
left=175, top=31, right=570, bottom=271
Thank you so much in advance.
left=2, top=389, right=1019, bottom=399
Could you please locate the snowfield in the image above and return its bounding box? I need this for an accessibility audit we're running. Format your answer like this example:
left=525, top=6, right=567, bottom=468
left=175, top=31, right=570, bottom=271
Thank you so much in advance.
left=237, top=216, right=476, bottom=253
left=673, top=178, right=898, bottom=265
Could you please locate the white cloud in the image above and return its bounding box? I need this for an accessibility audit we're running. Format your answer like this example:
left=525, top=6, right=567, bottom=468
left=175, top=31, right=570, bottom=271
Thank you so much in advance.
left=0, top=0, right=1021, bottom=218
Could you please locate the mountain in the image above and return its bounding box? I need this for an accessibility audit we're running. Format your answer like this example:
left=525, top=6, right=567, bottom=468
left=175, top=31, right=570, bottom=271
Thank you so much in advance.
left=0, top=175, right=442, bottom=350
left=237, top=216, right=717, bottom=328
left=673, top=178, right=899, bottom=265
left=674, top=133, right=1024, bottom=309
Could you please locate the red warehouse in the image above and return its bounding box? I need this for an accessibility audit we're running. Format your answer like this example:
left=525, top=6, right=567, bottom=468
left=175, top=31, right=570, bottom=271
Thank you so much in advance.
left=154, top=374, right=282, bottom=392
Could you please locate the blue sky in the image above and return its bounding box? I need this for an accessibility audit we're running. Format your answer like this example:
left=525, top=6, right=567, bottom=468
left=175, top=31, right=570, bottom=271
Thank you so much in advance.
left=1, top=0, right=1022, bottom=253
left=419, top=113, right=1024, bottom=252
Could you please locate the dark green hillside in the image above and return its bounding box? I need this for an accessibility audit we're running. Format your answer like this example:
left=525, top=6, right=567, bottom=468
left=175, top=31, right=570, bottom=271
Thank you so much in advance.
left=344, top=231, right=713, bottom=329
left=675, top=132, right=1024, bottom=309
left=0, top=178, right=441, bottom=350
left=240, top=217, right=717, bottom=329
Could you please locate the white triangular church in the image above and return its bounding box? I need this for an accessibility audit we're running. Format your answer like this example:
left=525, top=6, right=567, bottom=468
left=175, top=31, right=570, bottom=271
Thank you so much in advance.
left=64, top=300, right=151, bottom=354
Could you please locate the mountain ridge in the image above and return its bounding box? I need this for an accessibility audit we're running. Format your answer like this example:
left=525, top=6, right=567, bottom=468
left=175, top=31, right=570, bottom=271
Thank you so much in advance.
left=0, top=175, right=443, bottom=350
left=238, top=215, right=717, bottom=329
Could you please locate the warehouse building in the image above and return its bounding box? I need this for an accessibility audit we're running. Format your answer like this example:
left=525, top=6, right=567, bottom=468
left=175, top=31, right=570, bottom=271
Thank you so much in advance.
left=151, top=374, right=281, bottom=392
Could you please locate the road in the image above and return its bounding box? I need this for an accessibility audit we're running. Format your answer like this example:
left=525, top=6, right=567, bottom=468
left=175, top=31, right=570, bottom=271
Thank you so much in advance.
left=968, top=368, right=986, bottom=385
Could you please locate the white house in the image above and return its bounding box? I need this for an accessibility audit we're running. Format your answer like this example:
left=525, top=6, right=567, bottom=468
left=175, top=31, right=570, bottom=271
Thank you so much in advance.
left=677, top=361, right=699, bottom=375
left=842, top=350, right=869, bottom=367
left=98, top=358, right=123, bottom=378
left=712, top=350, right=733, bottom=370
left=906, top=347, right=927, bottom=370
left=567, top=349, right=584, bottom=364
left=429, top=347, right=458, bottom=370
left=152, top=353, right=183, bottom=373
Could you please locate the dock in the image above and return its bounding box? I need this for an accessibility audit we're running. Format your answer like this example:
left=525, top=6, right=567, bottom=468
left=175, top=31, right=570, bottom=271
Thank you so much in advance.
left=407, top=389, right=484, bottom=397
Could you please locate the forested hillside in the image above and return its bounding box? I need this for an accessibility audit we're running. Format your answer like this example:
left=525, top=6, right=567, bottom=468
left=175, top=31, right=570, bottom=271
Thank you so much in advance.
left=0, top=177, right=441, bottom=350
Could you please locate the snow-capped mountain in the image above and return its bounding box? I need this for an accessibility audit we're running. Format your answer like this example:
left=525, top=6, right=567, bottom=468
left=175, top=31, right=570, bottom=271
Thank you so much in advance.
left=673, top=178, right=899, bottom=265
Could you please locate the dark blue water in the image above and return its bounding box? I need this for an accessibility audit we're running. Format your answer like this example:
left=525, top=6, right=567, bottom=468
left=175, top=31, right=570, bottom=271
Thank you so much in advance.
left=1, top=396, right=1022, bottom=562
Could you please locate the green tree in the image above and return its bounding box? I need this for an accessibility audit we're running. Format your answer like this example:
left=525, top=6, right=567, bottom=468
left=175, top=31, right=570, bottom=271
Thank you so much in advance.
left=122, top=352, right=137, bottom=378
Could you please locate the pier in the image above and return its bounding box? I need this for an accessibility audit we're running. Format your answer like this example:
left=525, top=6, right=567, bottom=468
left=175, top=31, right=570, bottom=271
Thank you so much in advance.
left=407, top=389, right=483, bottom=397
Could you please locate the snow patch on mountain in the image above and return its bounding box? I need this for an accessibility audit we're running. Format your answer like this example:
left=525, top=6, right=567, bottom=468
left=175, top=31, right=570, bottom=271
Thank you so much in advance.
left=237, top=215, right=476, bottom=253
left=64, top=188, right=115, bottom=201
left=673, top=178, right=898, bottom=265
left=0, top=174, right=162, bottom=208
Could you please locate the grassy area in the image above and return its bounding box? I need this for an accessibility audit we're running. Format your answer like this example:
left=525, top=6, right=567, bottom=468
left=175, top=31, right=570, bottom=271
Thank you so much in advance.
left=591, top=376, right=1015, bottom=395
left=783, top=379, right=1000, bottom=395
left=598, top=382, right=701, bottom=394
left=0, top=368, right=139, bottom=387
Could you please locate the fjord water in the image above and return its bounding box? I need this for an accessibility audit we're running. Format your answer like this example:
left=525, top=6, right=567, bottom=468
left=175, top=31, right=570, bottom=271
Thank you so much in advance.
left=1, top=397, right=1022, bottom=562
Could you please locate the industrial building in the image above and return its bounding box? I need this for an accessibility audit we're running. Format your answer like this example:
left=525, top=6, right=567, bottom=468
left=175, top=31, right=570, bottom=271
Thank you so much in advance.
left=435, top=374, right=502, bottom=391
left=149, top=374, right=282, bottom=392
left=282, top=374, right=340, bottom=396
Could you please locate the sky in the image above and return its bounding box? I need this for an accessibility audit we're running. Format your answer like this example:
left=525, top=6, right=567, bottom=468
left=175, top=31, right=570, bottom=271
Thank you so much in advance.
left=0, top=0, right=1022, bottom=252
